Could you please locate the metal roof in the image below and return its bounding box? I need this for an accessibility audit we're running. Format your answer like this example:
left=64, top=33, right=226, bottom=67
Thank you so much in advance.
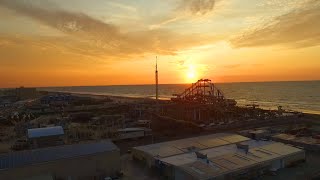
left=273, top=134, right=320, bottom=145
left=134, top=133, right=250, bottom=159
left=259, top=142, right=303, bottom=155
left=135, top=143, right=185, bottom=158
left=197, top=138, right=230, bottom=148
left=219, top=135, right=249, bottom=144
left=27, top=126, right=64, bottom=139
left=161, top=140, right=274, bottom=166
left=0, top=140, right=118, bottom=170
left=249, top=129, right=268, bottom=134
left=117, top=127, right=151, bottom=132
left=212, top=153, right=257, bottom=170
left=179, top=160, right=228, bottom=180
left=273, top=134, right=296, bottom=140
left=179, top=142, right=304, bottom=180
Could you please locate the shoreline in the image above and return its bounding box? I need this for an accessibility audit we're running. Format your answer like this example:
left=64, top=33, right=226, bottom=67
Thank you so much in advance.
left=2, top=79, right=319, bottom=89
left=46, top=91, right=170, bottom=101
left=45, top=90, right=320, bottom=115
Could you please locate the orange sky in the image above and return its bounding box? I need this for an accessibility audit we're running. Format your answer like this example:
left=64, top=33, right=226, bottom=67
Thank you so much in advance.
left=0, top=0, right=320, bottom=88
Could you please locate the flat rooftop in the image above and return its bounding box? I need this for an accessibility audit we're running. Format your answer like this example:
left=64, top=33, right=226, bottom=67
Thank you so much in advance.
left=133, top=133, right=305, bottom=180
left=133, top=133, right=250, bottom=159
left=273, top=133, right=320, bottom=145
left=161, top=140, right=274, bottom=166
left=27, top=126, right=64, bottom=139
left=178, top=142, right=304, bottom=180
left=0, top=140, right=118, bottom=170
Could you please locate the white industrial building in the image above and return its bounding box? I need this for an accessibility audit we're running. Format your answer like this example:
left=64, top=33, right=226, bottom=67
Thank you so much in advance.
left=132, top=133, right=305, bottom=180
left=0, top=140, right=120, bottom=180
left=27, top=126, right=65, bottom=148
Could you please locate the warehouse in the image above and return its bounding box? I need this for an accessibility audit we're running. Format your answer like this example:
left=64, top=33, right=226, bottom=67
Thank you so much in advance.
left=132, top=133, right=305, bottom=180
left=132, top=133, right=249, bottom=167
left=27, top=126, right=65, bottom=148
left=0, top=140, right=120, bottom=180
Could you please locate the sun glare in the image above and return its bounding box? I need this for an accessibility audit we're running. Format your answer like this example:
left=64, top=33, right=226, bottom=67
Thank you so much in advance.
left=187, top=71, right=195, bottom=79
left=186, top=65, right=198, bottom=83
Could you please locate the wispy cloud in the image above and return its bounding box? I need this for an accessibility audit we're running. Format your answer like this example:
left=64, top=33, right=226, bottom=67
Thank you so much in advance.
left=231, top=0, right=320, bottom=48
left=149, top=16, right=181, bottom=30
left=149, top=0, right=219, bottom=29
left=0, top=0, right=218, bottom=59
left=178, top=0, right=216, bottom=16
left=107, top=1, right=137, bottom=12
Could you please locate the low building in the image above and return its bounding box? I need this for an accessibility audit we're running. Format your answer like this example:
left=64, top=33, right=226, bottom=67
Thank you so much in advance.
left=135, top=120, right=151, bottom=128
left=0, top=95, right=17, bottom=107
left=16, top=87, right=37, bottom=100
left=40, top=94, right=73, bottom=105
left=132, top=133, right=305, bottom=180
left=27, top=126, right=65, bottom=148
left=272, top=133, right=320, bottom=151
left=0, top=140, right=120, bottom=180
left=248, top=129, right=270, bottom=140
left=113, top=127, right=152, bottom=141
left=132, top=133, right=249, bottom=167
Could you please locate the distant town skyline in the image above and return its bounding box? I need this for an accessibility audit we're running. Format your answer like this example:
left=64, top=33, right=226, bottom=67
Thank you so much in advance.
left=0, top=0, right=320, bottom=88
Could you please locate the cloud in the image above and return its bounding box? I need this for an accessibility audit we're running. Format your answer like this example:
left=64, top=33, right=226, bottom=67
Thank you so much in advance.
left=107, top=1, right=137, bottom=12
left=149, top=0, right=218, bottom=29
left=0, top=0, right=120, bottom=37
left=149, top=16, right=181, bottom=30
left=0, top=0, right=218, bottom=59
left=231, top=0, right=320, bottom=48
left=178, top=0, right=216, bottom=16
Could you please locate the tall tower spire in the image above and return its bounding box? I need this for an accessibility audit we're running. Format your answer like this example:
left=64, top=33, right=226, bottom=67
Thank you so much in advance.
left=155, top=56, right=159, bottom=101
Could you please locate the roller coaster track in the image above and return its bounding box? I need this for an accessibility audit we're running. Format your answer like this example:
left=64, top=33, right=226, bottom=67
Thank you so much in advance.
left=172, top=79, right=227, bottom=104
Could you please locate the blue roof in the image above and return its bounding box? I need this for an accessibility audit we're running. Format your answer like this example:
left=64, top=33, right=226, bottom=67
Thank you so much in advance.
left=28, top=126, right=64, bottom=139
left=117, top=127, right=151, bottom=132
left=0, top=140, right=118, bottom=170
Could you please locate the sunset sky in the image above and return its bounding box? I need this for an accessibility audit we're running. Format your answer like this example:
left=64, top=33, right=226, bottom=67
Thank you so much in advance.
left=0, top=0, right=320, bottom=87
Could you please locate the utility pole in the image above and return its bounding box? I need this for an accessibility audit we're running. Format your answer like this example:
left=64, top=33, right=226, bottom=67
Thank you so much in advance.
left=155, top=56, right=159, bottom=101
left=152, top=56, right=159, bottom=144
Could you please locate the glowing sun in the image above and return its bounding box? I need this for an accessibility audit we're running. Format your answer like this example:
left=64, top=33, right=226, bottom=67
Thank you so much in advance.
left=186, top=65, right=198, bottom=82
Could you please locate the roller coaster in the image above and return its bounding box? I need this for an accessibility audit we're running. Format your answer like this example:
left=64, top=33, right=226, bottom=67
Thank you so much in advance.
left=171, top=79, right=236, bottom=105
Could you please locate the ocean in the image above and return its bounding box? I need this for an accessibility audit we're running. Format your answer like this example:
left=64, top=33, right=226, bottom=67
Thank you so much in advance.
left=39, top=81, right=320, bottom=114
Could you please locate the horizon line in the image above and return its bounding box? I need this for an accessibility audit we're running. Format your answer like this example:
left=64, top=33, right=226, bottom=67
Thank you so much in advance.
left=1, top=79, right=319, bottom=89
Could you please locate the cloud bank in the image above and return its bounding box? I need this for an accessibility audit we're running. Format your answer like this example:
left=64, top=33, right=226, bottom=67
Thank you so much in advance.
left=0, top=0, right=217, bottom=59
left=231, top=0, right=320, bottom=48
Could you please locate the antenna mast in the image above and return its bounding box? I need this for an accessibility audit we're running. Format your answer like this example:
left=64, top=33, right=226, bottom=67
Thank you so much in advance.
left=155, top=56, right=159, bottom=101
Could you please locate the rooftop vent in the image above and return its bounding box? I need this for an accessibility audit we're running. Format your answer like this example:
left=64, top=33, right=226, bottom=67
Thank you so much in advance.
left=236, top=143, right=249, bottom=154
left=195, top=151, right=207, bottom=159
